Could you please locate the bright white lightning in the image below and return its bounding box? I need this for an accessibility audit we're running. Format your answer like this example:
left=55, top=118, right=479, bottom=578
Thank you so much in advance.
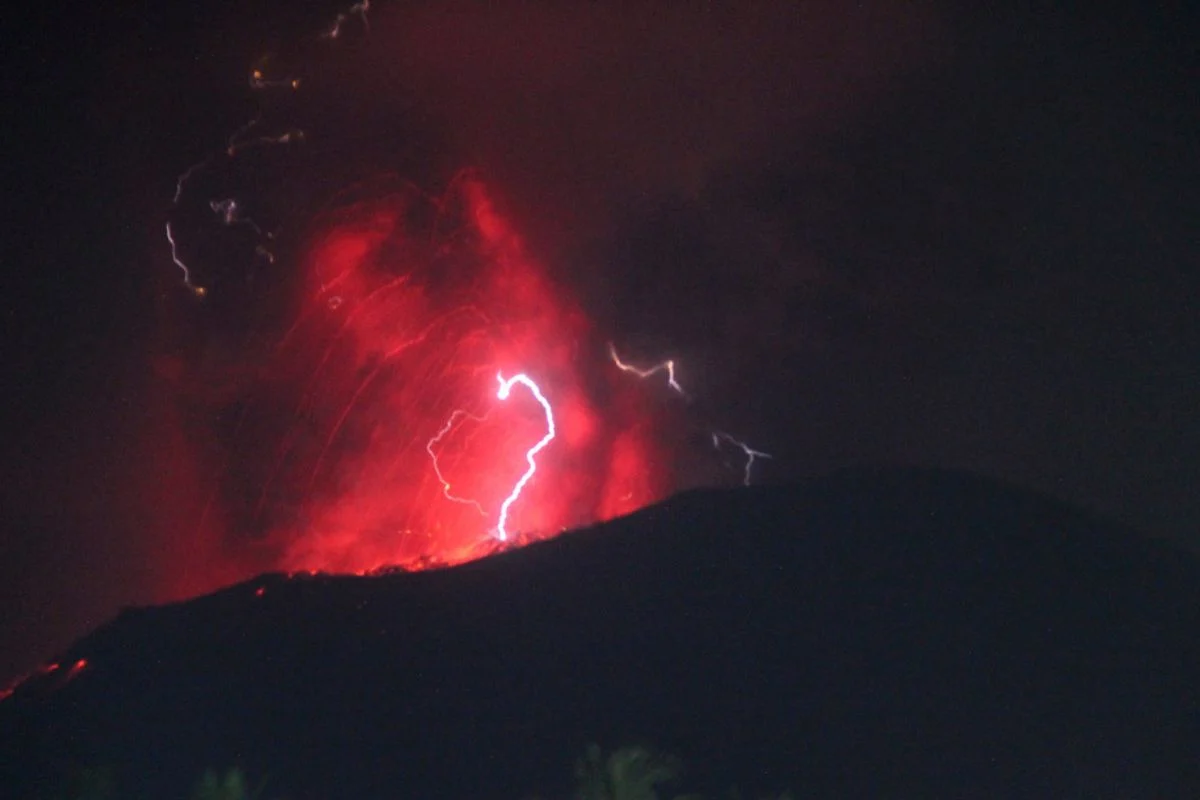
left=165, top=221, right=204, bottom=297
left=494, top=373, right=556, bottom=542
left=608, top=342, right=687, bottom=397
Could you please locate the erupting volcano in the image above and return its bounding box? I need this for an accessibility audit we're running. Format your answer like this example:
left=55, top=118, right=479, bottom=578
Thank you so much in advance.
left=153, top=3, right=772, bottom=594
left=196, top=174, right=687, bottom=576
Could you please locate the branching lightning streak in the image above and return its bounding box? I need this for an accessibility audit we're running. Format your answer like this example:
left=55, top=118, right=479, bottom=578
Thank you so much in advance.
left=712, top=432, right=772, bottom=487
left=164, top=221, right=204, bottom=297
left=424, top=372, right=556, bottom=542
left=609, top=342, right=772, bottom=486
left=607, top=342, right=687, bottom=397
left=426, top=409, right=491, bottom=517
left=494, top=373, right=555, bottom=542
left=167, top=128, right=302, bottom=295
left=165, top=0, right=367, bottom=297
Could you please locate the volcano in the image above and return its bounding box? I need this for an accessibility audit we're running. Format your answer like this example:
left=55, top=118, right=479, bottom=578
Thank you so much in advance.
left=159, top=173, right=733, bottom=588
left=2, top=467, right=1199, bottom=798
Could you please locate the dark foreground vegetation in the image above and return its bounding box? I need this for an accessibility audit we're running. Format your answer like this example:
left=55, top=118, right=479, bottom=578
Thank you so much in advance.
left=43, top=745, right=795, bottom=800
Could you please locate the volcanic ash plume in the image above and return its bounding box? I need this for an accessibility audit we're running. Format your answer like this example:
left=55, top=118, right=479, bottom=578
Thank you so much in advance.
left=196, top=174, right=682, bottom=576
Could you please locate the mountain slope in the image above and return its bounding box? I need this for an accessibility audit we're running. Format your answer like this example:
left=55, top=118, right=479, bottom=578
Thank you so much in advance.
left=2, top=467, right=1198, bottom=798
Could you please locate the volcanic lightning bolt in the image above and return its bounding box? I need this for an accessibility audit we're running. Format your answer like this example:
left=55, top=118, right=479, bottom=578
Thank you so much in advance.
left=158, top=0, right=772, bottom=586
left=712, top=432, right=773, bottom=487
left=425, top=373, right=556, bottom=543
left=165, top=1, right=363, bottom=298
left=607, top=342, right=687, bottom=397
left=608, top=342, right=772, bottom=486
left=493, top=373, right=556, bottom=542
left=164, top=221, right=203, bottom=297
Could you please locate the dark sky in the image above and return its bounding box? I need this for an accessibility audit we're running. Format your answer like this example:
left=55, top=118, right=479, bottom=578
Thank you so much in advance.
left=1, top=2, right=1196, bottom=682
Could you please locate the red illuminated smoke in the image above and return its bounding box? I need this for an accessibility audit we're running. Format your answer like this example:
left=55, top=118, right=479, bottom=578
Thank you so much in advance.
left=221, top=174, right=677, bottom=574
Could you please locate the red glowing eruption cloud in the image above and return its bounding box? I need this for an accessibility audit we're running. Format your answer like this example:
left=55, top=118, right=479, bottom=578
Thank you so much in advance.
left=241, top=174, right=673, bottom=574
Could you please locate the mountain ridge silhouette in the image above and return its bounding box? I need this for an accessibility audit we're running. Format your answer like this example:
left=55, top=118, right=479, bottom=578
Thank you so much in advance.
left=2, top=466, right=1198, bottom=798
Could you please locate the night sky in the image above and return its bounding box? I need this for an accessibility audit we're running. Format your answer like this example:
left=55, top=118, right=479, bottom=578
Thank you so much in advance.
left=1, top=2, right=1196, bottom=684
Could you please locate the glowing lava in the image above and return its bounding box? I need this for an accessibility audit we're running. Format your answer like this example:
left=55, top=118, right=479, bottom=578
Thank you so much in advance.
left=0, top=659, right=89, bottom=704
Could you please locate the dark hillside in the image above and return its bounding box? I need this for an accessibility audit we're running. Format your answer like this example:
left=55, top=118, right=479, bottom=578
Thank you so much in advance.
left=2, top=468, right=1198, bottom=798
